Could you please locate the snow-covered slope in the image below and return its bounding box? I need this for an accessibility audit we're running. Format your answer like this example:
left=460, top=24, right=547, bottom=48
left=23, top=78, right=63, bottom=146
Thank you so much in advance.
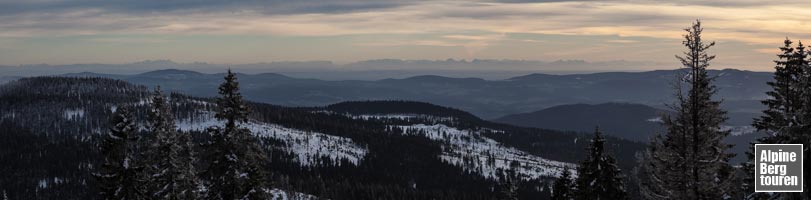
left=177, top=112, right=367, bottom=167
left=351, top=114, right=454, bottom=122
left=268, top=188, right=319, bottom=200
left=395, top=124, right=576, bottom=180
left=721, top=125, right=757, bottom=136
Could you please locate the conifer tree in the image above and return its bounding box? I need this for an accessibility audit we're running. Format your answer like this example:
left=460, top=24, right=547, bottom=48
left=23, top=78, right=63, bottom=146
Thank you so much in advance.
left=142, top=87, right=200, bottom=199
left=639, top=20, right=735, bottom=200
left=636, top=145, right=667, bottom=200
left=754, top=38, right=806, bottom=142
left=498, top=168, right=520, bottom=200
left=744, top=38, right=811, bottom=199
left=205, top=70, right=270, bottom=200
left=96, top=106, right=144, bottom=200
left=551, top=167, right=574, bottom=200
left=574, top=128, right=627, bottom=200
left=801, top=41, right=811, bottom=199
left=743, top=39, right=797, bottom=200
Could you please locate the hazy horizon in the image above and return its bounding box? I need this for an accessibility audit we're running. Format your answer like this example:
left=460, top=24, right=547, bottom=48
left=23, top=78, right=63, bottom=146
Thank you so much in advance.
left=0, top=58, right=774, bottom=80
left=3, top=0, right=811, bottom=72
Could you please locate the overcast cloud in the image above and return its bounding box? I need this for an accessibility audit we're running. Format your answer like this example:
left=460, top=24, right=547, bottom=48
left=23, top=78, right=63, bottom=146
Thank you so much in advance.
left=1, top=0, right=809, bottom=71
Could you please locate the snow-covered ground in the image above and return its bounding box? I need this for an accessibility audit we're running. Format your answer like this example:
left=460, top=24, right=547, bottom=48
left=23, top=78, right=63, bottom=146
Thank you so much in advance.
left=721, top=125, right=757, bottom=136
left=350, top=114, right=454, bottom=121
left=63, top=109, right=85, bottom=120
left=395, top=124, right=576, bottom=180
left=268, top=188, right=319, bottom=200
left=1, top=110, right=15, bottom=119
left=646, top=117, right=663, bottom=123
left=176, top=112, right=367, bottom=167
left=37, top=177, right=64, bottom=189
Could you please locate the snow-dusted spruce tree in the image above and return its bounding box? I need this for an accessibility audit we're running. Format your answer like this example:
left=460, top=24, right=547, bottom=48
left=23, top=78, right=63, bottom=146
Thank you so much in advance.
left=639, top=20, right=736, bottom=200
left=205, top=70, right=270, bottom=200
left=744, top=38, right=811, bottom=200
left=574, top=128, right=627, bottom=200
left=142, top=87, right=200, bottom=199
left=551, top=166, right=574, bottom=200
left=96, top=106, right=145, bottom=200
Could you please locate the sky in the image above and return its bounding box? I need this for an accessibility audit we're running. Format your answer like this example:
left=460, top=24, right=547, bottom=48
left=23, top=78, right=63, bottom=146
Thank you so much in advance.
left=2, top=0, right=811, bottom=71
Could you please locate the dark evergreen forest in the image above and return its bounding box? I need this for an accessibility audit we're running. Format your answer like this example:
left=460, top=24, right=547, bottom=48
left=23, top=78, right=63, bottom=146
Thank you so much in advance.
left=0, top=76, right=645, bottom=199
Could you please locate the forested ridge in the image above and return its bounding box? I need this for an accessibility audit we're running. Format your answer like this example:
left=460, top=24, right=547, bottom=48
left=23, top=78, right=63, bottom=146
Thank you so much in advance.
left=0, top=75, right=645, bottom=199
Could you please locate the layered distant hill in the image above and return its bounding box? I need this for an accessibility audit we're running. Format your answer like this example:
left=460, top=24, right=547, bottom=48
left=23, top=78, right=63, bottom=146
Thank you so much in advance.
left=48, top=68, right=771, bottom=120
left=493, top=102, right=762, bottom=163
left=494, top=103, right=668, bottom=142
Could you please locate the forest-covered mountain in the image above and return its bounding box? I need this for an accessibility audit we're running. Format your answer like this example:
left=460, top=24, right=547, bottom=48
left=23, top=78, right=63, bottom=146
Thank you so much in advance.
left=0, top=76, right=646, bottom=199
left=47, top=68, right=771, bottom=119
left=494, top=102, right=760, bottom=141
left=495, top=103, right=667, bottom=142
left=493, top=102, right=762, bottom=163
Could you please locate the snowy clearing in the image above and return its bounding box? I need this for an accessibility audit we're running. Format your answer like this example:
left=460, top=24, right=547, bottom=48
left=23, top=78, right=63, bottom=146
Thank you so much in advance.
left=721, top=125, right=757, bottom=136
left=176, top=112, right=367, bottom=167
left=646, top=117, right=663, bottom=123
left=269, top=188, right=319, bottom=200
left=63, top=109, right=85, bottom=120
left=395, top=124, right=576, bottom=180
left=350, top=114, right=454, bottom=121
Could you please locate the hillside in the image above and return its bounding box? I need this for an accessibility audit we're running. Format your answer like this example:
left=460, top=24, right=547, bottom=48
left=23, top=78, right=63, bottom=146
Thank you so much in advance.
left=494, top=102, right=761, bottom=163
left=0, top=77, right=646, bottom=199
left=494, top=103, right=667, bottom=142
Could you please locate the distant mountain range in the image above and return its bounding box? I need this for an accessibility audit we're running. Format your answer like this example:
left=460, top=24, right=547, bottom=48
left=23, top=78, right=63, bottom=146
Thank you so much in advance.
left=46, top=68, right=772, bottom=120
left=0, top=59, right=667, bottom=80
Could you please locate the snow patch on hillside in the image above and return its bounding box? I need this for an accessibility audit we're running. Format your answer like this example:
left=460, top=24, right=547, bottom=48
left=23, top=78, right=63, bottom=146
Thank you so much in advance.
left=37, top=177, right=64, bottom=189
left=352, top=114, right=454, bottom=121
left=269, top=188, right=319, bottom=200
left=176, top=112, right=367, bottom=166
left=63, top=109, right=85, bottom=120
left=136, top=98, right=151, bottom=106
left=395, top=124, right=575, bottom=180
left=354, top=114, right=420, bottom=120
left=721, top=125, right=757, bottom=136
left=1, top=111, right=15, bottom=119
left=175, top=99, right=213, bottom=107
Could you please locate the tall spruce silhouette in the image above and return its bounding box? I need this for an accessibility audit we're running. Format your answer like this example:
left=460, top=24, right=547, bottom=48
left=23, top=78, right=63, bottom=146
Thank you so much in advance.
left=551, top=167, right=574, bottom=200
left=204, top=70, right=269, bottom=199
left=96, top=106, right=145, bottom=200
left=638, top=20, right=736, bottom=199
left=142, top=87, right=200, bottom=199
left=744, top=38, right=810, bottom=199
left=574, top=128, right=627, bottom=200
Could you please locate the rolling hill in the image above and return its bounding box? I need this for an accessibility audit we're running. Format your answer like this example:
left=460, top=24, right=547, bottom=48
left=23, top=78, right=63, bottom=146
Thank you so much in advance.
left=494, top=103, right=667, bottom=142
left=57, top=68, right=772, bottom=119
